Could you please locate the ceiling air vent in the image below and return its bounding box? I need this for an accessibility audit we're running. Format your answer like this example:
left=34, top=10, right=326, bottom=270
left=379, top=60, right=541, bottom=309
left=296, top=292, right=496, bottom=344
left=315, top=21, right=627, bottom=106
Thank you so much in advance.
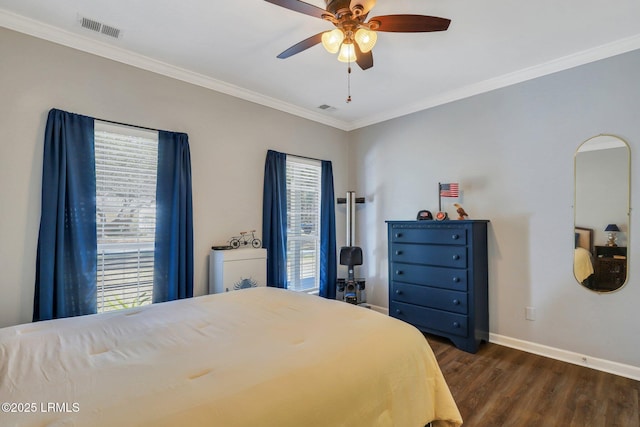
left=79, top=16, right=122, bottom=39
left=100, top=24, right=121, bottom=39
left=81, top=17, right=101, bottom=32
left=318, top=104, right=337, bottom=112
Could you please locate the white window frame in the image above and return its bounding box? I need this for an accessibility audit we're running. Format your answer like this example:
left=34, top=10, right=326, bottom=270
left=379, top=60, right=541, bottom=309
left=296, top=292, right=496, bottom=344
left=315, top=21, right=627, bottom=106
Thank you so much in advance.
left=94, top=121, right=159, bottom=312
left=286, top=156, right=322, bottom=293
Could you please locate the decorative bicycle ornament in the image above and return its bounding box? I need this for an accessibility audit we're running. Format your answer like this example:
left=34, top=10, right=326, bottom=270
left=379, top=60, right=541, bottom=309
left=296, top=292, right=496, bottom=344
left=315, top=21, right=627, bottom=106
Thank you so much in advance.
left=229, top=230, right=262, bottom=249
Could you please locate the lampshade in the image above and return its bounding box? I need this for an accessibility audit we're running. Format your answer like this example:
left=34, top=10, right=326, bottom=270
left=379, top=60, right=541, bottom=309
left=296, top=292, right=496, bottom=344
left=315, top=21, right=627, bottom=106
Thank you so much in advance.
left=321, top=29, right=344, bottom=54
left=337, top=42, right=356, bottom=63
left=604, top=224, right=620, bottom=232
left=354, top=28, right=377, bottom=53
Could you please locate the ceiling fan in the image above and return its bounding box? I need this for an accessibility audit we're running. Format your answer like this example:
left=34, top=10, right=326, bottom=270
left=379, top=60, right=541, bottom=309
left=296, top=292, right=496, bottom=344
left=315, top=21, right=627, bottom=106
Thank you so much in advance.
left=264, top=0, right=451, bottom=71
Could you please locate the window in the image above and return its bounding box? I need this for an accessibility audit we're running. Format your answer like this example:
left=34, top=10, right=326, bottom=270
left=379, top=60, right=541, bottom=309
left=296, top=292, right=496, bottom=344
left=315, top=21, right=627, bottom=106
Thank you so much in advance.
left=286, top=157, right=322, bottom=292
left=34, top=109, right=193, bottom=321
left=95, top=122, right=158, bottom=312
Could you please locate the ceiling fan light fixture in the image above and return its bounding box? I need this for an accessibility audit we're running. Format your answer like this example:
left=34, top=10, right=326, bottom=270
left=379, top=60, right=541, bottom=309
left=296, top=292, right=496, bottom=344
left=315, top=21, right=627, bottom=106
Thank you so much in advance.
left=354, top=28, right=377, bottom=53
left=337, top=42, right=356, bottom=63
left=266, top=0, right=451, bottom=75
left=321, top=29, right=345, bottom=54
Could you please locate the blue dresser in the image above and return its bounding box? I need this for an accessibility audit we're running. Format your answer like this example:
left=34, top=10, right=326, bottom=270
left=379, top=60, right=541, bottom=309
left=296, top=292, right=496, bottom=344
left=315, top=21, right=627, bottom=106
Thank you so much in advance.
left=387, top=220, right=489, bottom=353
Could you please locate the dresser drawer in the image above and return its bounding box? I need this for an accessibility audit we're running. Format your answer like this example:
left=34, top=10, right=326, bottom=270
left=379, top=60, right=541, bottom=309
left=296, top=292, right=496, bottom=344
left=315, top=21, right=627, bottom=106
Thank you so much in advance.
left=390, top=301, right=468, bottom=338
left=391, top=283, right=467, bottom=314
left=390, top=262, right=467, bottom=291
left=390, top=227, right=467, bottom=245
left=387, top=220, right=489, bottom=353
left=390, top=243, right=467, bottom=268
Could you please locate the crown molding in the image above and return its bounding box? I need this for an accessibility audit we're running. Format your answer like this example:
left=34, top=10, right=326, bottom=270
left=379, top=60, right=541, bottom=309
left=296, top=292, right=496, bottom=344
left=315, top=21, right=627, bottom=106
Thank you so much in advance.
left=0, top=9, right=352, bottom=131
left=3, top=8, right=640, bottom=133
left=347, top=33, right=640, bottom=131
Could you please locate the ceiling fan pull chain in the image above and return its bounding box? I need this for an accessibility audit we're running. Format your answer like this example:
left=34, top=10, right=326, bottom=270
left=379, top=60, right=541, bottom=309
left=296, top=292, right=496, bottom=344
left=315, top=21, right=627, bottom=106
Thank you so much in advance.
left=346, top=64, right=352, bottom=103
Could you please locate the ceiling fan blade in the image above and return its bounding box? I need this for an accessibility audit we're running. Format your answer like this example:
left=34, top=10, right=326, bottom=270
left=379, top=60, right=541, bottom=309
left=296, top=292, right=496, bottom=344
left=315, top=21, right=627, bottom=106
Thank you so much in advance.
left=369, top=15, right=451, bottom=32
left=264, top=0, right=328, bottom=19
left=277, top=32, right=325, bottom=59
left=354, top=43, right=373, bottom=70
left=350, top=0, right=376, bottom=15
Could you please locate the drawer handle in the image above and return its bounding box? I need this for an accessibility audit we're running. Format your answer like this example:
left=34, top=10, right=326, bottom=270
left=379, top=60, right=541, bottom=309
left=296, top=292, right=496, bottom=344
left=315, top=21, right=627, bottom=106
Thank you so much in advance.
left=395, top=270, right=404, bottom=276
left=452, top=299, right=460, bottom=305
left=451, top=234, right=460, bottom=240
left=452, top=254, right=460, bottom=260
left=452, top=277, right=460, bottom=283
left=453, top=322, right=460, bottom=329
left=395, top=309, right=403, bottom=315
left=395, top=250, right=403, bottom=255
left=395, top=233, right=403, bottom=238
left=395, top=289, right=402, bottom=295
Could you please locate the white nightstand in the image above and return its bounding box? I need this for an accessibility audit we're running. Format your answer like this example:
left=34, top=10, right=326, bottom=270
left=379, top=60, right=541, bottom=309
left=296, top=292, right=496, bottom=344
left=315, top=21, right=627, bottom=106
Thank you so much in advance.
left=209, top=248, right=267, bottom=294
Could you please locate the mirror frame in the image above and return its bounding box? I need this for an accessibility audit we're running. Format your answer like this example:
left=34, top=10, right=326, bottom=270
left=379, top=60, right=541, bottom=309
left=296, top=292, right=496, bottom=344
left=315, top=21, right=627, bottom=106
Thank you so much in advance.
left=574, top=134, right=631, bottom=293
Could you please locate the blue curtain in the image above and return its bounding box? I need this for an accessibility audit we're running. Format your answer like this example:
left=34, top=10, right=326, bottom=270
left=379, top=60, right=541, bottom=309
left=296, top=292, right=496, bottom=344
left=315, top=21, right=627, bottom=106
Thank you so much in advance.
left=33, top=109, right=97, bottom=321
left=262, top=150, right=288, bottom=288
left=153, top=131, right=194, bottom=302
left=319, top=160, right=337, bottom=298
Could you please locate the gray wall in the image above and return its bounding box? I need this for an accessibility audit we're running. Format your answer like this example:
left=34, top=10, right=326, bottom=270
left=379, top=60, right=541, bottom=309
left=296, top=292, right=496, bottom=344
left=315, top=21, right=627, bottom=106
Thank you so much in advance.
left=349, top=49, right=640, bottom=367
left=2, top=26, right=640, bottom=370
left=0, top=27, right=349, bottom=328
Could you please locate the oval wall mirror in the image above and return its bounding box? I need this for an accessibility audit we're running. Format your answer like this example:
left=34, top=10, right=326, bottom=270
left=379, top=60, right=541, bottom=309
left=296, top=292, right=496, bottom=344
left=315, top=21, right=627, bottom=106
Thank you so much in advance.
left=574, top=134, right=630, bottom=292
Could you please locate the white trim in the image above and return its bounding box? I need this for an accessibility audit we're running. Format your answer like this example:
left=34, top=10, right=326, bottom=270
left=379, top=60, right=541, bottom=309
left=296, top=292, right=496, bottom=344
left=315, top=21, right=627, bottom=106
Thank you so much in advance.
left=3, top=9, right=640, bottom=131
left=0, top=9, right=351, bottom=131
left=489, top=333, right=640, bottom=381
left=348, top=34, right=640, bottom=130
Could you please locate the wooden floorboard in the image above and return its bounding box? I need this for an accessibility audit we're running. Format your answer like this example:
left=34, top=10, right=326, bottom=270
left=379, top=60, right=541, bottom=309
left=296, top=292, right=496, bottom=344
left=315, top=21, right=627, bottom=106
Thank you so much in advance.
left=425, top=334, right=640, bottom=427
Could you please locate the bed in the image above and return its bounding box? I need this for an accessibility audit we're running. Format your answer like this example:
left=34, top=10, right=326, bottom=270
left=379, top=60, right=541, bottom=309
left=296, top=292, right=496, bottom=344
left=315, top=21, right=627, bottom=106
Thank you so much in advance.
left=574, top=226, right=594, bottom=283
left=0, top=287, right=462, bottom=427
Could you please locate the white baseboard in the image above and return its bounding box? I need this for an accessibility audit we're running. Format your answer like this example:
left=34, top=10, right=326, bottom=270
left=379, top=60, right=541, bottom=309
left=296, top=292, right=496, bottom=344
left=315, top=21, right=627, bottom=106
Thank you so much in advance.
left=489, top=333, right=640, bottom=381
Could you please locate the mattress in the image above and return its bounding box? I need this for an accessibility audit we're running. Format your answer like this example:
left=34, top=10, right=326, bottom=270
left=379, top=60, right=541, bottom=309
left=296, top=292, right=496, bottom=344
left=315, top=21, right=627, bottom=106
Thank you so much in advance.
left=0, top=287, right=462, bottom=427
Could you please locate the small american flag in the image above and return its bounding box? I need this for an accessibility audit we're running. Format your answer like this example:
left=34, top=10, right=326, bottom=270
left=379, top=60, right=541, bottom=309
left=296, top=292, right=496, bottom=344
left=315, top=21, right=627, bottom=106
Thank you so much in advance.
left=440, top=183, right=459, bottom=198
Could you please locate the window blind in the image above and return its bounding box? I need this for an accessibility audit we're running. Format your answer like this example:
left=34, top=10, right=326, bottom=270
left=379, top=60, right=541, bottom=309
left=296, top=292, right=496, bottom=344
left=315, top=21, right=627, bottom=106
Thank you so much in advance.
left=95, top=122, right=158, bottom=312
left=286, top=157, right=321, bottom=292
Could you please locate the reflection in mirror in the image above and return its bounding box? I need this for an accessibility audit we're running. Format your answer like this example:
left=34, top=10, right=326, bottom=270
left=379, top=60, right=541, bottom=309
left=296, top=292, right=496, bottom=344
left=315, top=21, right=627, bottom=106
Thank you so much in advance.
left=574, top=134, right=630, bottom=292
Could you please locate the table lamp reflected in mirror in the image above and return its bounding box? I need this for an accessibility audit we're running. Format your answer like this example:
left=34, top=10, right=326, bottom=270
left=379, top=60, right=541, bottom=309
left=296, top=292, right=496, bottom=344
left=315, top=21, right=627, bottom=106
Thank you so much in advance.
left=604, top=223, right=620, bottom=247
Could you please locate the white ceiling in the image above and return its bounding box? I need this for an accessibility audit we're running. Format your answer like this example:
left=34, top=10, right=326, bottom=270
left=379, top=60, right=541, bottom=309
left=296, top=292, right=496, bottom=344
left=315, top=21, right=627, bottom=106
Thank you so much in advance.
left=1, top=0, right=640, bottom=130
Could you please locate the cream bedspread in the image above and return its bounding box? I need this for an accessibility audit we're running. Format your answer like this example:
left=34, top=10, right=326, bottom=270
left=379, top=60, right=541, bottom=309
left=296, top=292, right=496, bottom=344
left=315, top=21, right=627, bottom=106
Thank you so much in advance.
left=0, top=287, right=461, bottom=427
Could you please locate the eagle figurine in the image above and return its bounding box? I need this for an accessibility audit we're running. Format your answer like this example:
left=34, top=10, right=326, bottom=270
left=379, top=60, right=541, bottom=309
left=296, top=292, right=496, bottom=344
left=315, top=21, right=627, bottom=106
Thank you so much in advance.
left=453, top=203, right=468, bottom=220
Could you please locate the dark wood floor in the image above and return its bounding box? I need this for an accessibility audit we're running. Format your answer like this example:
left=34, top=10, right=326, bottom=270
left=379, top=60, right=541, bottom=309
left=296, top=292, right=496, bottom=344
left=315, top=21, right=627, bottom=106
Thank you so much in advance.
left=425, top=334, right=640, bottom=427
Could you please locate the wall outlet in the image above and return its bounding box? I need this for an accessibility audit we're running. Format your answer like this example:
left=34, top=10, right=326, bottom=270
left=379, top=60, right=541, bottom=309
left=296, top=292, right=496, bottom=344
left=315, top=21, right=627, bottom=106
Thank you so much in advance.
left=525, top=306, right=536, bottom=321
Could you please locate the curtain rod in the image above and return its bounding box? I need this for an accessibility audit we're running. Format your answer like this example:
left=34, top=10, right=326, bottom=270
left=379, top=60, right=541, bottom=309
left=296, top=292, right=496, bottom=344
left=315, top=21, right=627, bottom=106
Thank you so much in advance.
left=95, top=117, right=163, bottom=133
left=287, top=153, right=326, bottom=163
